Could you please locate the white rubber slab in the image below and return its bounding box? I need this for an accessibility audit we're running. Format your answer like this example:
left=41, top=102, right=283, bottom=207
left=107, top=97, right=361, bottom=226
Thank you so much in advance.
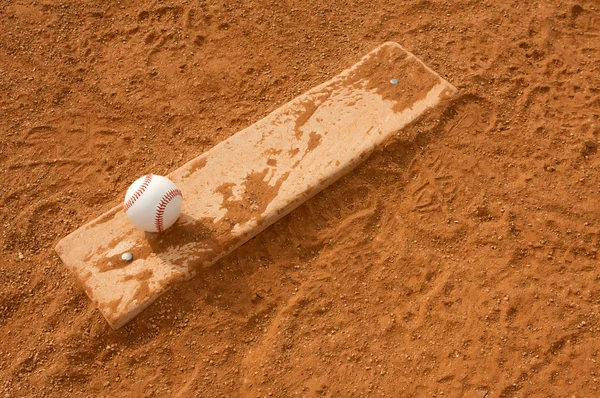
left=55, top=42, right=457, bottom=329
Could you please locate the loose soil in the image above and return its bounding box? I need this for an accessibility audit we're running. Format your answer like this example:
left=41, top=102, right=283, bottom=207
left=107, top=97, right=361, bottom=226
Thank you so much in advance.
left=1, top=0, right=599, bottom=397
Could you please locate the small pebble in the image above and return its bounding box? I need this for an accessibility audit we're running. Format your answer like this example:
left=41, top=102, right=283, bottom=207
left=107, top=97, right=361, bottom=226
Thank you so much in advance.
left=121, top=252, right=133, bottom=262
left=390, top=78, right=399, bottom=85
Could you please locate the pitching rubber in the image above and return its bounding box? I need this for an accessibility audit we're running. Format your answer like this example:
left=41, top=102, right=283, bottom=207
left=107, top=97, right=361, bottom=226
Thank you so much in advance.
left=55, top=42, right=457, bottom=329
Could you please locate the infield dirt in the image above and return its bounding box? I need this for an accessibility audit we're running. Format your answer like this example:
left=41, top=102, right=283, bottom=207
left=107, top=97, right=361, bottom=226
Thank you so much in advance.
left=1, top=1, right=600, bottom=397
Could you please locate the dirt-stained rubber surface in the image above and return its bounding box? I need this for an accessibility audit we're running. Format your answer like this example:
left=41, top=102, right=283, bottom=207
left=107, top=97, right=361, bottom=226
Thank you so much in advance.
left=1, top=1, right=599, bottom=397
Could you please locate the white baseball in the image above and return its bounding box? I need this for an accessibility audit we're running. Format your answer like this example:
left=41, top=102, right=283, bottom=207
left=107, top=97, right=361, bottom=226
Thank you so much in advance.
left=123, top=174, right=183, bottom=233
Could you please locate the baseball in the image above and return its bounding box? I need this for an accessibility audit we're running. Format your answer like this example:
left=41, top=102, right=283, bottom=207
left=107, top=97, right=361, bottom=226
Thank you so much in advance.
left=123, top=174, right=183, bottom=233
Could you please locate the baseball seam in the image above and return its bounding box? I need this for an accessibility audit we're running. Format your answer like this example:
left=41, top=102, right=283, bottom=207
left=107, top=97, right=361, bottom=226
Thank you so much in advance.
left=154, top=188, right=183, bottom=232
left=124, top=174, right=153, bottom=212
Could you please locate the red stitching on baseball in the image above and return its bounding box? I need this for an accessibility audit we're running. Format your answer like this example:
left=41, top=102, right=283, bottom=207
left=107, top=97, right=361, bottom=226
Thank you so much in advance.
left=124, top=174, right=153, bottom=212
left=154, top=188, right=182, bottom=232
